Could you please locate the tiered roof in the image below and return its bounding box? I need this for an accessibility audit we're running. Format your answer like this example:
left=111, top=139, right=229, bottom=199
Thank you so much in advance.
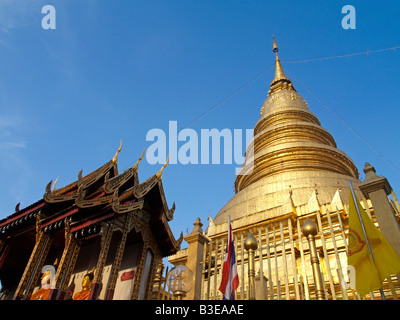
left=0, top=145, right=182, bottom=257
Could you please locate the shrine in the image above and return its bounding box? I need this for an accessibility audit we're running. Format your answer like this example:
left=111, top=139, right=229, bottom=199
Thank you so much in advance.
left=0, top=144, right=183, bottom=300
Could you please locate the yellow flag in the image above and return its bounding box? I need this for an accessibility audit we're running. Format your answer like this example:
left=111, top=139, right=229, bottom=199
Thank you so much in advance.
left=347, top=189, right=400, bottom=296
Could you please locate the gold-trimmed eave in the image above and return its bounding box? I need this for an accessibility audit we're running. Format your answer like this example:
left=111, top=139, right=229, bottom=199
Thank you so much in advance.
left=159, top=213, right=184, bottom=256
left=75, top=190, right=114, bottom=209
left=113, top=177, right=181, bottom=255
left=112, top=189, right=144, bottom=214
left=103, top=147, right=145, bottom=194
left=103, top=167, right=139, bottom=194
left=44, top=159, right=118, bottom=204
left=132, top=175, right=176, bottom=221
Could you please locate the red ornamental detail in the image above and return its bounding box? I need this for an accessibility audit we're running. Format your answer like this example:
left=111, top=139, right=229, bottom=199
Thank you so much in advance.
left=121, top=270, right=135, bottom=281
left=348, top=227, right=366, bottom=256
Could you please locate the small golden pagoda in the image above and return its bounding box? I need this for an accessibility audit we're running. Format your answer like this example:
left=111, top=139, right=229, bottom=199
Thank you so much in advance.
left=168, top=38, right=400, bottom=300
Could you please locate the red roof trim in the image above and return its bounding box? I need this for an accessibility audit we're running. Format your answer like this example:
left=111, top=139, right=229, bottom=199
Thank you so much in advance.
left=41, top=208, right=78, bottom=229
left=0, top=201, right=45, bottom=227
left=70, top=212, right=115, bottom=233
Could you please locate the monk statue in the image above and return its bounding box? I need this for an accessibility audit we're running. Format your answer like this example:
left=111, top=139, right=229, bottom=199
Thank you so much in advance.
left=30, top=259, right=58, bottom=300
left=73, top=267, right=95, bottom=300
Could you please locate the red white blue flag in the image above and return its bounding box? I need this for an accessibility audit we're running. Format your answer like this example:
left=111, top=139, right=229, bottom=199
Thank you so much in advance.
left=218, top=216, right=239, bottom=300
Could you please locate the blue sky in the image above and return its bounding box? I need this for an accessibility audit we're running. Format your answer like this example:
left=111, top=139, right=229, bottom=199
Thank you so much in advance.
left=0, top=0, right=400, bottom=249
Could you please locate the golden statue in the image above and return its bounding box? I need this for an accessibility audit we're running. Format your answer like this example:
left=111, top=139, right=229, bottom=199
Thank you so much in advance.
left=73, top=267, right=95, bottom=300
left=30, top=259, right=58, bottom=300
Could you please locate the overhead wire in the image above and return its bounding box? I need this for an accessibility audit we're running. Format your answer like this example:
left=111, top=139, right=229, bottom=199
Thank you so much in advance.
left=283, top=65, right=400, bottom=174
left=180, top=64, right=275, bottom=130
left=122, top=44, right=400, bottom=172
left=282, top=45, right=400, bottom=64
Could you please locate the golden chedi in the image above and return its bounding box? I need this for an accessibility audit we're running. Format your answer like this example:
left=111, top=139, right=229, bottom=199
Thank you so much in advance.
left=168, top=37, right=400, bottom=301
left=214, top=37, right=359, bottom=225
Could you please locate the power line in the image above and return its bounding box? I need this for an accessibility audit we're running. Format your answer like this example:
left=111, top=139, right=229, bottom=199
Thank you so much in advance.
left=283, top=65, right=400, bottom=175
left=282, top=45, right=400, bottom=64
left=123, top=65, right=275, bottom=170
left=181, top=64, right=275, bottom=130
left=122, top=44, right=400, bottom=171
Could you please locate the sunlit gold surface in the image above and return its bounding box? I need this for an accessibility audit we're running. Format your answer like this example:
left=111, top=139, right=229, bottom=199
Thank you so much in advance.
left=168, top=38, right=398, bottom=301
left=213, top=38, right=359, bottom=226
left=302, top=218, right=318, bottom=237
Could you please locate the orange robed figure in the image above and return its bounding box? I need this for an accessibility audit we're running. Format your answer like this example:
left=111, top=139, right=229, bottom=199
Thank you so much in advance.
left=73, top=267, right=95, bottom=300
left=30, top=259, right=58, bottom=300
left=30, top=271, right=52, bottom=300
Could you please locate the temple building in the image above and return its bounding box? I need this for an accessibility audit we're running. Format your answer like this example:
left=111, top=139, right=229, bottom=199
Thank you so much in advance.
left=0, top=144, right=183, bottom=300
left=168, top=38, right=400, bottom=300
left=1, top=38, right=400, bottom=301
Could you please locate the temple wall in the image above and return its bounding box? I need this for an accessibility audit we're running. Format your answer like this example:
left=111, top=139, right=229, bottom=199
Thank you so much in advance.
left=113, top=242, right=140, bottom=300
left=68, top=239, right=100, bottom=297
left=168, top=191, right=400, bottom=300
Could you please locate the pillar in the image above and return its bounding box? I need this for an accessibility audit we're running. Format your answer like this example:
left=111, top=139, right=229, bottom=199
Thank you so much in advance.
left=244, top=232, right=257, bottom=300
left=183, top=217, right=209, bottom=300
left=0, top=241, right=10, bottom=269
left=48, top=236, right=80, bottom=300
left=255, top=271, right=268, bottom=300
left=105, top=221, right=130, bottom=300
left=13, top=232, right=53, bottom=300
left=302, top=218, right=326, bottom=300
left=89, top=222, right=114, bottom=300
left=359, top=162, right=400, bottom=258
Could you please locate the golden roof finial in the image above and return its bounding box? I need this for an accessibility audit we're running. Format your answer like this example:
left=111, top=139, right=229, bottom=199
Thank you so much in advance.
left=272, top=35, right=279, bottom=53
left=112, top=140, right=123, bottom=164
left=156, top=154, right=169, bottom=180
left=133, top=147, right=145, bottom=172
left=272, top=36, right=287, bottom=81
left=52, top=177, right=59, bottom=191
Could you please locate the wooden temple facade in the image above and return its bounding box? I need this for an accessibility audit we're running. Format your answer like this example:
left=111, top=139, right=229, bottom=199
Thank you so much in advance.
left=0, top=146, right=182, bottom=300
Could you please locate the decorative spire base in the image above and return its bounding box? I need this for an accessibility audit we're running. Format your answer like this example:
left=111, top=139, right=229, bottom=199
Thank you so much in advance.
left=268, top=36, right=296, bottom=95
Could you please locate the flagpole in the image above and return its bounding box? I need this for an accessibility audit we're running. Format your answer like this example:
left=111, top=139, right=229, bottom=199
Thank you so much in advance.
left=348, top=179, right=386, bottom=300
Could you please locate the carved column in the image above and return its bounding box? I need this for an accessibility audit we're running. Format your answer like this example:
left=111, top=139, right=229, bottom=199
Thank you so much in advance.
left=13, top=232, right=53, bottom=300
left=105, top=220, right=130, bottom=300
left=183, top=217, right=209, bottom=300
left=48, top=236, right=81, bottom=300
left=359, top=163, right=400, bottom=258
left=131, top=244, right=149, bottom=300
left=131, top=234, right=159, bottom=299
left=88, top=222, right=114, bottom=300
left=302, top=219, right=326, bottom=300
left=0, top=238, right=6, bottom=256
left=152, top=261, right=165, bottom=300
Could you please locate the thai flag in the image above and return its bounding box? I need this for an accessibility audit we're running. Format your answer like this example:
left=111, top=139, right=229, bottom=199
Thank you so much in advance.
left=218, top=216, right=239, bottom=300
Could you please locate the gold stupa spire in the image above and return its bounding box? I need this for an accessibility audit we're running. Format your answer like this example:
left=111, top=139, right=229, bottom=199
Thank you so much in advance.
left=269, top=36, right=295, bottom=94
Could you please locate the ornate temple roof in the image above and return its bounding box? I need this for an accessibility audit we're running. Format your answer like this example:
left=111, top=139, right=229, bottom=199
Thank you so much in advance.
left=0, top=144, right=182, bottom=257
